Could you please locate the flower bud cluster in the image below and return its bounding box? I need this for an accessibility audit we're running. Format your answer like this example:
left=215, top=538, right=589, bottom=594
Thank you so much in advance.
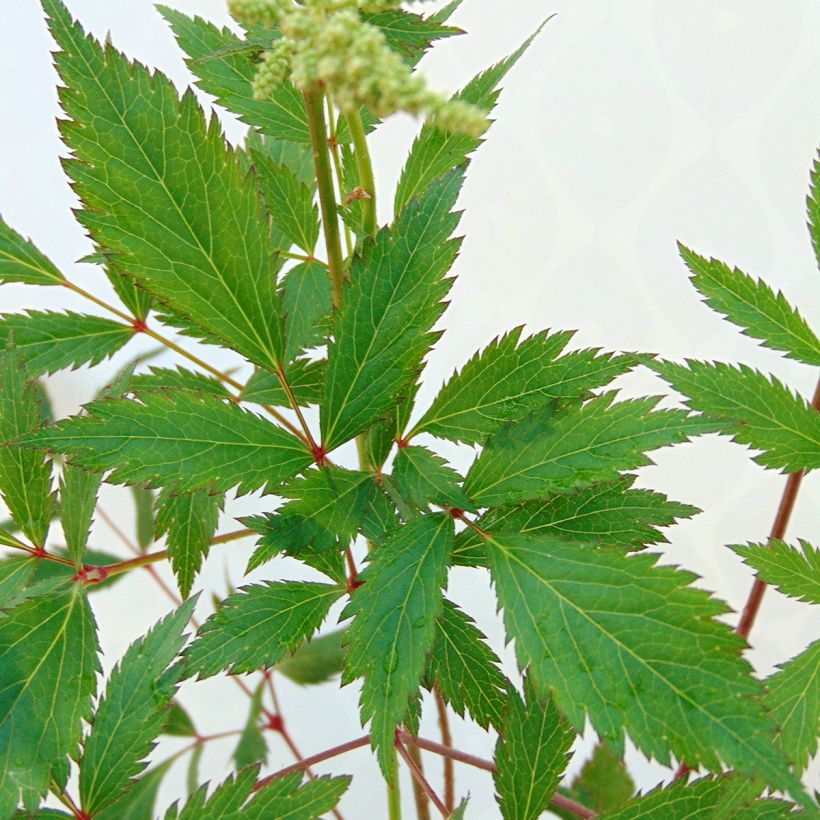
left=234, top=0, right=489, bottom=137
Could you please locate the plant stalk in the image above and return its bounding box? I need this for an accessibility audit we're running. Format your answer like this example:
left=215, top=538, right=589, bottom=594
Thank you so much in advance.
left=347, top=109, right=377, bottom=237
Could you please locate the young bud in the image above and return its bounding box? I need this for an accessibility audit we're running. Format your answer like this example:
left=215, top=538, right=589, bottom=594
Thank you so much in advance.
left=251, top=40, right=294, bottom=100
left=228, top=0, right=288, bottom=28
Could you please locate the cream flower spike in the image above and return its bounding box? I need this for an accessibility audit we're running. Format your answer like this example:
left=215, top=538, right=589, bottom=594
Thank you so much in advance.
left=230, top=0, right=489, bottom=137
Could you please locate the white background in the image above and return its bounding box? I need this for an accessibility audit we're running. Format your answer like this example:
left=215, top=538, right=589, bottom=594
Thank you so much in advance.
left=1, top=0, right=819, bottom=816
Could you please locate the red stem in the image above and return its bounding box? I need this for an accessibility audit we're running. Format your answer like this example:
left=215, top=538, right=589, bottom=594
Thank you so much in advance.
left=432, top=685, right=454, bottom=813
left=396, top=737, right=448, bottom=818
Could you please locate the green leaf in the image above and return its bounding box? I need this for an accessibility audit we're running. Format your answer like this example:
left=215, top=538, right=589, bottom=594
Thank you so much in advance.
left=679, top=244, right=820, bottom=366
left=241, top=358, right=325, bottom=407
left=493, top=677, right=574, bottom=820
left=565, top=742, right=634, bottom=814
left=0, top=586, right=99, bottom=815
left=0, top=345, right=55, bottom=546
left=246, top=467, right=375, bottom=571
left=650, top=359, right=820, bottom=473
left=162, top=701, right=197, bottom=737
left=0, top=311, right=133, bottom=377
left=485, top=531, right=805, bottom=802
left=0, top=216, right=64, bottom=286
left=343, top=514, right=454, bottom=775
left=454, top=477, right=699, bottom=566
left=234, top=681, right=268, bottom=769
left=394, top=20, right=548, bottom=213
left=277, top=627, right=347, bottom=685
left=160, top=8, right=311, bottom=143
left=131, top=485, right=155, bottom=550
left=18, top=390, right=312, bottom=494
left=281, top=261, right=333, bottom=362
left=155, top=487, right=223, bottom=598
left=79, top=599, right=196, bottom=815
left=427, top=599, right=508, bottom=730
left=252, top=150, right=319, bottom=254
left=60, top=464, right=102, bottom=568
left=246, top=130, right=315, bottom=187
left=764, top=640, right=820, bottom=772
left=322, top=169, right=463, bottom=450
left=47, top=0, right=287, bottom=370
left=807, top=149, right=820, bottom=273
left=128, top=367, right=230, bottom=398
left=362, top=9, right=461, bottom=63
left=464, top=394, right=717, bottom=507
left=95, top=760, right=173, bottom=820
left=167, top=766, right=258, bottom=820
left=733, top=539, right=820, bottom=605
left=394, top=445, right=476, bottom=512
left=184, top=581, right=342, bottom=679
left=242, top=772, right=351, bottom=820
left=598, top=776, right=772, bottom=820
left=411, top=327, right=636, bottom=444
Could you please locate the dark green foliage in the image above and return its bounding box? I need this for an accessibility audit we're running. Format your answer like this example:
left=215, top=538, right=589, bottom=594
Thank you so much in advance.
left=0, top=217, right=64, bottom=286
left=561, top=742, right=635, bottom=815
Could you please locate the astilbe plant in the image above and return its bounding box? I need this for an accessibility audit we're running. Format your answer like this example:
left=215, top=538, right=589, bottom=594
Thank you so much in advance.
left=0, top=1, right=818, bottom=818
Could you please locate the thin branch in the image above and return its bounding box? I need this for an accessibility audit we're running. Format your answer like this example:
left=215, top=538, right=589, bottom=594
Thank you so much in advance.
left=433, top=685, right=454, bottom=813
left=396, top=737, right=448, bottom=818
left=405, top=742, right=432, bottom=820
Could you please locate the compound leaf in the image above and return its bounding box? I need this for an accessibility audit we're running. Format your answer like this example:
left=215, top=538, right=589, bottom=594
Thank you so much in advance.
left=733, top=539, right=820, bottom=605
left=679, top=244, right=820, bottom=366
left=563, top=742, right=634, bottom=815
left=321, top=169, right=463, bottom=450
left=0, top=586, right=99, bottom=815
left=60, top=463, right=101, bottom=568
left=47, top=0, right=287, bottom=371
left=79, top=600, right=196, bottom=815
left=241, top=358, right=325, bottom=408
left=343, top=514, right=453, bottom=775
left=0, top=216, right=64, bottom=286
left=0, top=311, right=133, bottom=377
left=0, top=345, right=55, bottom=547
left=651, top=359, right=820, bottom=473
left=18, top=390, right=312, bottom=494
left=277, top=627, right=347, bottom=686
left=184, top=581, right=343, bottom=679
left=393, top=445, right=476, bottom=513
left=494, top=677, right=574, bottom=820
left=464, top=394, right=717, bottom=507
left=428, top=599, right=508, bottom=730
left=410, top=327, right=636, bottom=445
left=128, top=367, right=230, bottom=398
left=280, top=261, right=333, bottom=363
left=486, top=531, right=805, bottom=803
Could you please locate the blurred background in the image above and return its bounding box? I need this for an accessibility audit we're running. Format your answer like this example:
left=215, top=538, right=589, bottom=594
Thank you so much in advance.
left=1, top=0, right=819, bottom=815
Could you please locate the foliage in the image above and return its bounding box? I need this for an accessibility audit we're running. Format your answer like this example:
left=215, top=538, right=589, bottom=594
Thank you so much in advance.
left=0, top=1, right=817, bottom=818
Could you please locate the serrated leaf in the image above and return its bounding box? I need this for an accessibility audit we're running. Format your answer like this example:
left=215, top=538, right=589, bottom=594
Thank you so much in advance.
left=394, top=20, right=548, bottom=213
left=281, top=261, right=333, bottom=362
left=184, top=581, right=342, bottom=679
left=234, top=681, right=267, bottom=769
left=0, top=345, right=55, bottom=546
left=155, top=487, right=223, bottom=598
left=807, top=150, right=820, bottom=272
left=411, top=327, right=636, bottom=444
left=95, top=759, right=173, bottom=820
left=0, top=311, right=133, bottom=377
left=485, top=531, right=806, bottom=803
left=277, top=627, right=347, bottom=685
left=0, top=216, right=64, bottom=286
left=679, top=244, right=820, bottom=366
left=733, top=539, right=820, bottom=605
left=246, top=130, right=315, bottom=187
left=454, top=477, right=699, bottom=566
left=428, top=599, right=507, bottom=730
left=241, top=358, right=325, bottom=407
left=343, top=514, right=454, bottom=775
left=322, top=169, right=463, bottom=450
left=60, top=463, right=101, bottom=568
left=128, top=366, right=230, bottom=398
left=493, top=677, right=574, bottom=820
left=47, top=0, right=287, bottom=370
left=464, top=394, right=717, bottom=507
left=0, top=586, right=99, bottom=815
left=599, top=775, right=771, bottom=820
left=362, top=8, right=461, bottom=64
left=394, top=445, right=476, bottom=512
left=160, top=8, right=311, bottom=143
left=252, top=150, right=319, bottom=254
left=167, top=766, right=258, bottom=820
left=764, top=640, right=820, bottom=772
left=79, top=599, right=196, bottom=815
left=565, top=742, right=634, bottom=814
left=18, top=390, right=312, bottom=494
left=243, top=772, right=351, bottom=820
left=246, top=467, right=375, bottom=570
left=162, top=701, right=197, bottom=737
left=651, top=359, right=820, bottom=473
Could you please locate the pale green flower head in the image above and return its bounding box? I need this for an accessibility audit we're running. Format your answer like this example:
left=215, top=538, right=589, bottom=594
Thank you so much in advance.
left=232, top=0, right=489, bottom=137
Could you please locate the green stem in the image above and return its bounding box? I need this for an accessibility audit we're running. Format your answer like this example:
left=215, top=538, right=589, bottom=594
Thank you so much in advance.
left=326, top=94, right=354, bottom=256
left=347, top=109, right=377, bottom=238
left=387, top=747, right=402, bottom=820
left=304, top=89, right=345, bottom=307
